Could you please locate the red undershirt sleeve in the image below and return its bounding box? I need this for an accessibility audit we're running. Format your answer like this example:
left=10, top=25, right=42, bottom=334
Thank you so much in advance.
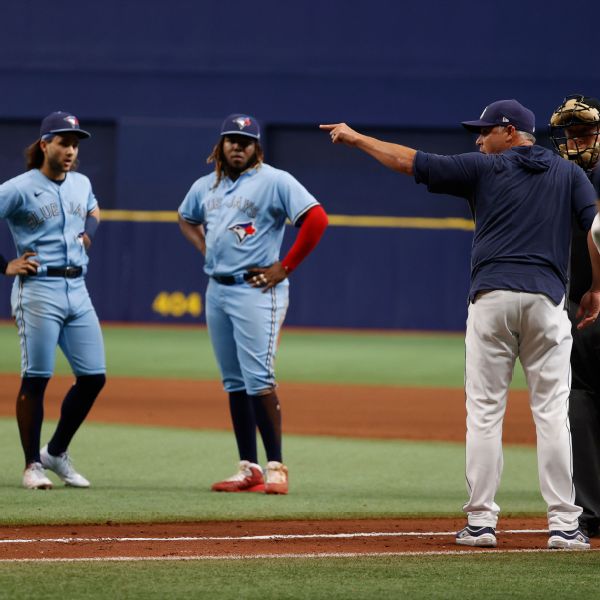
left=281, top=205, right=328, bottom=273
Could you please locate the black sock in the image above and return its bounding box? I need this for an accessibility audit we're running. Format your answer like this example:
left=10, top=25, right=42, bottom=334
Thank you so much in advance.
left=251, top=390, right=282, bottom=463
left=228, top=390, right=258, bottom=463
left=16, top=377, right=50, bottom=465
left=47, top=374, right=105, bottom=456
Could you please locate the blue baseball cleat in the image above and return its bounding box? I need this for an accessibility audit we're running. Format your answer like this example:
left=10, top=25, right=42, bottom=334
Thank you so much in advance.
left=456, top=525, right=497, bottom=547
left=547, top=529, right=590, bottom=550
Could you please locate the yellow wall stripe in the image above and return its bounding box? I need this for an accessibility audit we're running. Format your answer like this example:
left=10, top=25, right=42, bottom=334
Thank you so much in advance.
left=102, top=210, right=179, bottom=222
left=101, top=209, right=474, bottom=231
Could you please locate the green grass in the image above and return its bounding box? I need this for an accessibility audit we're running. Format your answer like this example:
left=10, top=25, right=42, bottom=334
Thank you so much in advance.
left=0, top=418, right=543, bottom=525
left=0, top=324, right=572, bottom=598
left=1, top=554, right=599, bottom=599
left=0, top=323, right=529, bottom=388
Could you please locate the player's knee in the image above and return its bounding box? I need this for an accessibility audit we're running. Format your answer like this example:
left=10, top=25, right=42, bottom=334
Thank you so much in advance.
left=250, top=386, right=276, bottom=397
left=75, top=373, right=106, bottom=396
left=19, top=376, right=50, bottom=398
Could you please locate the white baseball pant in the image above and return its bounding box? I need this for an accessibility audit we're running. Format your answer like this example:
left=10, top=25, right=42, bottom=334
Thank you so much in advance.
left=463, top=290, right=580, bottom=531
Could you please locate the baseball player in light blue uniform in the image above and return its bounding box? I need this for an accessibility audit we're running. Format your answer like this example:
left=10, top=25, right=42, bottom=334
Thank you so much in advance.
left=0, top=111, right=106, bottom=489
left=179, top=113, right=327, bottom=494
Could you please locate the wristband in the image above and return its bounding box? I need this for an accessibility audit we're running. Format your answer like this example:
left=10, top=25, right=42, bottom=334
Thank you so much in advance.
left=84, top=215, right=100, bottom=239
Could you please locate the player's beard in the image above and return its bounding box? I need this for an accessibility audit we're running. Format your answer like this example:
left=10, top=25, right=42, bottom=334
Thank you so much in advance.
left=225, top=152, right=258, bottom=177
left=46, top=154, right=74, bottom=176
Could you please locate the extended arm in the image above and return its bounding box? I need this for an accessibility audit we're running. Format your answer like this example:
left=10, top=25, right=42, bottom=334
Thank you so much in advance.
left=319, top=123, right=417, bottom=174
left=178, top=213, right=206, bottom=256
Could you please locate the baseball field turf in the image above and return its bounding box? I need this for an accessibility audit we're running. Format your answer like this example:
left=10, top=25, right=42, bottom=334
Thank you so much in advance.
left=0, top=323, right=597, bottom=599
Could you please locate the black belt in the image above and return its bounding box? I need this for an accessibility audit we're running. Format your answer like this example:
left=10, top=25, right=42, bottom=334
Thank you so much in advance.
left=211, top=272, right=256, bottom=286
left=46, top=266, right=83, bottom=278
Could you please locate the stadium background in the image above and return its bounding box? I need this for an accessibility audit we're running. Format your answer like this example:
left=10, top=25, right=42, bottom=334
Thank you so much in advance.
left=1, top=0, right=595, bottom=330
left=1, top=2, right=600, bottom=594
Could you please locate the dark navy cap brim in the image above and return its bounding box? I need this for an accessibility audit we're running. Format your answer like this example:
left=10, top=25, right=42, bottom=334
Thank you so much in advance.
left=47, top=128, right=91, bottom=139
left=220, top=129, right=259, bottom=140
left=461, top=120, right=497, bottom=132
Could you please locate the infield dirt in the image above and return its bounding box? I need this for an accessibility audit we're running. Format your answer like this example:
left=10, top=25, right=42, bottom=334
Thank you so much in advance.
left=0, top=374, right=551, bottom=559
left=0, top=374, right=536, bottom=443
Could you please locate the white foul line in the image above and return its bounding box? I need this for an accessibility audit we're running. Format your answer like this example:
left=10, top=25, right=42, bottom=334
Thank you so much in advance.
left=0, top=529, right=548, bottom=545
left=0, top=547, right=598, bottom=563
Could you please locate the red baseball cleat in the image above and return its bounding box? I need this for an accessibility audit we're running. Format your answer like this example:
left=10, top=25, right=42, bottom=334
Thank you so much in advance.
left=211, top=461, right=265, bottom=492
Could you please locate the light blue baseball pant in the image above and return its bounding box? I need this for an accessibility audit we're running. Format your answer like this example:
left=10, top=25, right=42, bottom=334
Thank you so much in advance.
left=205, top=278, right=289, bottom=395
left=11, top=276, right=106, bottom=378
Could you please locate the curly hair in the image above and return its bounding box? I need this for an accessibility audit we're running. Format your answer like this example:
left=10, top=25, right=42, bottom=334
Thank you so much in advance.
left=24, top=140, right=45, bottom=171
left=207, top=137, right=264, bottom=188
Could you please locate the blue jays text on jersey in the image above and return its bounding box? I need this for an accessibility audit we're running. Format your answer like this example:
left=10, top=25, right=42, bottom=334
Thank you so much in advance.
left=205, top=194, right=259, bottom=219
left=179, top=163, right=319, bottom=276
left=0, top=169, right=97, bottom=272
left=0, top=167, right=105, bottom=378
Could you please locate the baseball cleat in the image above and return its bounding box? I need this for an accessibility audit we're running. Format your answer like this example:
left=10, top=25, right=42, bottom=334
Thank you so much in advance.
left=40, top=445, right=90, bottom=488
left=547, top=529, right=590, bottom=550
left=455, top=525, right=497, bottom=547
left=211, top=461, right=265, bottom=492
left=265, top=461, right=288, bottom=495
left=22, top=462, right=53, bottom=490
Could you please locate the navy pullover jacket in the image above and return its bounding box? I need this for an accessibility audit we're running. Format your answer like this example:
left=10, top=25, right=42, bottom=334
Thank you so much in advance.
left=414, top=145, right=598, bottom=304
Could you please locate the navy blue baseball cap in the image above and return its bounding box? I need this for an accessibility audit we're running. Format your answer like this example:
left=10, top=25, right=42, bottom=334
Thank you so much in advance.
left=462, top=99, right=535, bottom=135
left=40, top=111, right=91, bottom=140
left=220, top=113, right=260, bottom=140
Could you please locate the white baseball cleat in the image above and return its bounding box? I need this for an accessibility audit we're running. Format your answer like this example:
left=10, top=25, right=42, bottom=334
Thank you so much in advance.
left=40, top=445, right=90, bottom=488
left=456, top=525, right=497, bottom=547
left=547, top=529, right=590, bottom=550
left=22, top=462, right=53, bottom=490
left=265, top=461, right=289, bottom=495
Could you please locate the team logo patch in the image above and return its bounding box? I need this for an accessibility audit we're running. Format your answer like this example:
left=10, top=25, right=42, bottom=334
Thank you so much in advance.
left=229, top=221, right=256, bottom=243
left=64, top=115, right=79, bottom=128
left=233, top=117, right=252, bottom=130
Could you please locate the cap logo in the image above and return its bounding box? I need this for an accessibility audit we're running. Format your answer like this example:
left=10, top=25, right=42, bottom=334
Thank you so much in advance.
left=233, top=117, right=251, bottom=130
left=501, top=116, right=509, bottom=123
left=64, top=115, right=79, bottom=128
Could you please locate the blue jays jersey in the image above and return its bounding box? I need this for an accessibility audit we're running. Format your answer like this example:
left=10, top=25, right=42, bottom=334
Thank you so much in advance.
left=0, top=169, right=97, bottom=272
left=178, top=163, right=319, bottom=276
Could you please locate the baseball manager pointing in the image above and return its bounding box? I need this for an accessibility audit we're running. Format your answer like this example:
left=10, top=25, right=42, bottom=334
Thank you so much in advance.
left=321, top=99, right=600, bottom=550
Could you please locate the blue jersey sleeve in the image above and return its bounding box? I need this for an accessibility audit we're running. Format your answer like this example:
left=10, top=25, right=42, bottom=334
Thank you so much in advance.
left=414, top=151, right=482, bottom=199
left=0, top=180, right=22, bottom=219
left=178, top=180, right=206, bottom=225
left=276, top=171, right=319, bottom=225
left=85, top=178, right=98, bottom=213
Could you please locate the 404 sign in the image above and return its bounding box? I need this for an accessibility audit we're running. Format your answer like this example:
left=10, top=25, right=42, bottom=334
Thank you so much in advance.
left=152, top=291, right=203, bottom=318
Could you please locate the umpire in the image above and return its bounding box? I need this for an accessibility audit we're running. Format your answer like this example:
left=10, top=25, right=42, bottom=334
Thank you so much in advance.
left=550, top=95, right=600, bottom=538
